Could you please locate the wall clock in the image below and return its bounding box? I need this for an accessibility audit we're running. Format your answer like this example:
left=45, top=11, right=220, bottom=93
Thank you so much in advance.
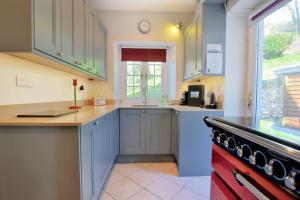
left=138, top=19, right=151, bottom=34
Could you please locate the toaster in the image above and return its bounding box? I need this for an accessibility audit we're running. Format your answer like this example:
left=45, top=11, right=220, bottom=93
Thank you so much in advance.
left=93, top=97, right=106, bottom=106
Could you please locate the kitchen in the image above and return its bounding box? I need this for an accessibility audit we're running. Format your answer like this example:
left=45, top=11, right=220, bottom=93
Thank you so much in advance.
left=0, top=0, right=299, bottom=200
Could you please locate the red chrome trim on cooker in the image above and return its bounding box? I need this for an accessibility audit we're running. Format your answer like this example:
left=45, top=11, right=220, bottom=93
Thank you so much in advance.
left=212, top=144, right=295, bottom=200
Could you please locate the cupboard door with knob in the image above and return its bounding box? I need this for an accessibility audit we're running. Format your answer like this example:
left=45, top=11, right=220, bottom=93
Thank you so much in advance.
left=61, top=0, right=76, bottom=65
left=94, top=22, right=107, bottom=78
left=146, top=110, right=172, bottom=154
left=93, top=118, right=109, bottom=198
left=183, top=22, right=197, bottom=80
left=33, top=0, right=62, bottom=58
left=80, top=121, right=94, bottom=200
left=120, top=109, right=146, bottom=155
left=74, top=0, right=86, bottom=69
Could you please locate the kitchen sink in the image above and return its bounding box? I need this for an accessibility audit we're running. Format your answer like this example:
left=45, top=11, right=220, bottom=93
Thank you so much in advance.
left=131, top=104, right=159, bottom=108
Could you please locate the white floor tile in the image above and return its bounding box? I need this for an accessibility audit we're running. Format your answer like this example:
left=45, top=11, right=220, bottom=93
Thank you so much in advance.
left=163, top=167, right=192, bottom=186
left=128, top=168, right=162, bottom=187
left=128, top=189, right=160, bottom=200
left=106, top=177, right=142, bottom=200
left=186, top=176, right=211, bottom=198
left=141, top=162, right=177, bottom=173
left=106, top=170, right=124, bottom=186
left=146, top=176, right=183, bottom=200
left=114, top=163, right=143, bottom=177
left=172, top=188, right=208, bottom=200
left=100, top=192, right=115, bottom=200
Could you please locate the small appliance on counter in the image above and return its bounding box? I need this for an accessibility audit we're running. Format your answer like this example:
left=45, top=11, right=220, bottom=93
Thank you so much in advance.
left=93, top=97, right=106, bottom=106
left=180, top=91, right=189, bottom=105
left=187, top=85, right=205, bottom=107
left=205, top=91, right=217, bottom=109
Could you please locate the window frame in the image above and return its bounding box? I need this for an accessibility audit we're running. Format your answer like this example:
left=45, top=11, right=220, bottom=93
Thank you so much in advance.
left=121, top=61, right=167, bottom=102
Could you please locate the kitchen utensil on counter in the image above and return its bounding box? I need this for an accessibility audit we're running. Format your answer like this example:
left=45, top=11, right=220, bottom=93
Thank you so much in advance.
left=205, top=91, right=217, bottom=109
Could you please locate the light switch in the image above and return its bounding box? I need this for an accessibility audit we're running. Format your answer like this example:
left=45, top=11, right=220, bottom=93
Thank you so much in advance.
left=16, top=76, right=33, bottom=88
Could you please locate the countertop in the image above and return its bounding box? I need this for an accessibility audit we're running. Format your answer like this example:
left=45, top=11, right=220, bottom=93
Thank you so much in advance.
left=0, top=104, right=223, bottom=127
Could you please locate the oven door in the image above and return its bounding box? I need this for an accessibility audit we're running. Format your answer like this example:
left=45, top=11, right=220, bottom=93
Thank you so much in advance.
left=211, top=144, right=294, bottom=200
left=211, top=172, right=238, bottom=200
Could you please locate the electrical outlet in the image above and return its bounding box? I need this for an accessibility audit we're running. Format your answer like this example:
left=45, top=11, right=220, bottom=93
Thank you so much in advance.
left=16, top=76, right=33, bottom=88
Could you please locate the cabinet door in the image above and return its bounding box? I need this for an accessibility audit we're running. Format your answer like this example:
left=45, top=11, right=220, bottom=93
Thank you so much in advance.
left=93, top=118, right=108, bottom=198
left=184, top=23, right=197, bottom=80
left=94, top=22, right=106, bottom=78
left=61, top=0, right=76, bottom=64
left=33, top=0, right=61, bottom=58
left=195, top=10, right=203, bottom=75
left=174, top=111, right=180, bottom=161
left=74, top=0, right=86, bottom=69
left=86, top=6, right=96, bottom=73
left=110, top=111, right=119, bottom=162
left=80, top=122, right=94, bottom=200
left=120, top=109, right=146, bottom=155
left=146, top=110, right=172, bottom=154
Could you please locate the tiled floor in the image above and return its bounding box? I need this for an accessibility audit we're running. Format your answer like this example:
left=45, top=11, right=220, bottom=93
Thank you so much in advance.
left=100, top=162, right=211, bottom=200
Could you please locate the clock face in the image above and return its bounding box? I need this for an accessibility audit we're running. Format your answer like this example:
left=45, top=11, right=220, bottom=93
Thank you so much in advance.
left=139, top=20, right=151, bottom=34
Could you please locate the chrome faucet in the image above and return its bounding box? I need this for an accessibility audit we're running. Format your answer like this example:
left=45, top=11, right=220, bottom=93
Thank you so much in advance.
left=142, top=87, right=147, bottom=105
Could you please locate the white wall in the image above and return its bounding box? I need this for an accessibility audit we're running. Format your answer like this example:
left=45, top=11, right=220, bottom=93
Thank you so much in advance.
left=0, top=54, right=101, bottom=105
left=95, top=11, right=194, bottom=100
left=224, top=13, right=249, bottom=116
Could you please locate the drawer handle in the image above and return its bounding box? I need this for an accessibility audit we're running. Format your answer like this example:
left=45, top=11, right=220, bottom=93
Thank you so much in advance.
left=233, top=169, right=271, bottom=200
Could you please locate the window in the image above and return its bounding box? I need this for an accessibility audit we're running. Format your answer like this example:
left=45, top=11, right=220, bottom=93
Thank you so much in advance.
left=121, top=48, right=167, bottom=101
left=256, top=0, right=300, bottom=117
left=124, top=61, right=164, bottom=99
left=126, top=62, right=142, bottom=98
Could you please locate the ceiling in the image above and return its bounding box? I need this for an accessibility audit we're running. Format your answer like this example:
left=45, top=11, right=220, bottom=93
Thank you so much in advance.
left=233, top=0, right=265, bottom=10
left=89, top=0, right=198, bottom=12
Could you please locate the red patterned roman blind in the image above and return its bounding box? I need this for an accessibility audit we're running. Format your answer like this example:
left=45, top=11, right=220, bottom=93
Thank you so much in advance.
left=121, top=48, right=167, bottom=62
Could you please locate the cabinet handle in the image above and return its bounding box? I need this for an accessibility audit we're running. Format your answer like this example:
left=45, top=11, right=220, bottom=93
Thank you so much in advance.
left=74, top=61, right=79, bottom=65
left=57, top=52, right=63, bottom=57
left=94, top=121, right=99, bottom=127
left=141, top=110, right=145, bottom=113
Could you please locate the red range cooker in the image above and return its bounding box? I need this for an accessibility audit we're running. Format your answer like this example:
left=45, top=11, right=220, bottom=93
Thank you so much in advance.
left=204, top=117, right=300, bottom=200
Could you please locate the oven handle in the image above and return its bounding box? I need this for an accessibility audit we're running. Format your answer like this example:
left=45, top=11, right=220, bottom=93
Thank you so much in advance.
left=233, top=169, right=270, bottom=200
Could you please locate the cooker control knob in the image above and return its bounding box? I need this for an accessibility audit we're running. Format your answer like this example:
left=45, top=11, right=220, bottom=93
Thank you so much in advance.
left=224, top=139, right=229, bottom=149
left=216, top=136, right=221, bottom=144
left=237, top=146, right=243, bottom=158
left=264, top=161, right=274, bottom=176
left=249, top=155, right=256, bottom=165
left=285, top=171, right=298, bottom=190
left=211, top=130, right=216, bottom=139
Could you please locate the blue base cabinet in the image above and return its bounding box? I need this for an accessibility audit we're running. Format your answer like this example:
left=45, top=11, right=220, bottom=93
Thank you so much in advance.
left=80, top=110, right=119, bottom=200
left=175, top=110, right=224, bottom=176
left=120, top=109, right=172, bottom=155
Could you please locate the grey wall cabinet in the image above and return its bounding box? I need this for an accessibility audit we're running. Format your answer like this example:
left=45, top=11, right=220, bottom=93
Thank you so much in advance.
left=146, top=110, right=172, bottom=154
left=120, top=109, right=172, bottom=155
left=34, top=0, right=62, bottom=58
left=120, top=109, right=146, bottom=155
left=184, top=22, right=197, bottom=80
left=94, top=22, right=107, bottom=78
left=183, top=2, right=226, bottom=80
left=0, top=0, right=107, bottom=80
